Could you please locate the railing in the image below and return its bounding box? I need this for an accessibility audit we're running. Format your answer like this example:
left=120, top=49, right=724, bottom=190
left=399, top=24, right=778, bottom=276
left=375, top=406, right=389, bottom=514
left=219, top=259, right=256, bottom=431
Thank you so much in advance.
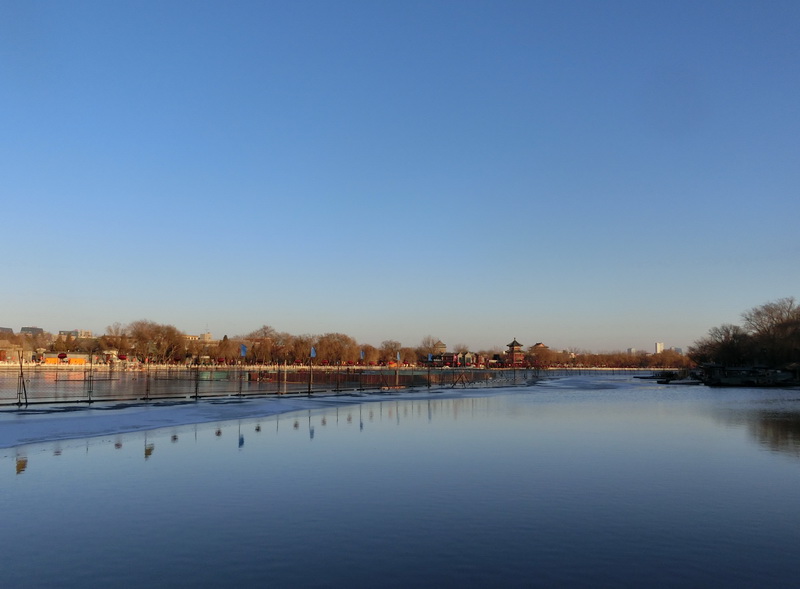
left=0, top=364, right=548, bottom=406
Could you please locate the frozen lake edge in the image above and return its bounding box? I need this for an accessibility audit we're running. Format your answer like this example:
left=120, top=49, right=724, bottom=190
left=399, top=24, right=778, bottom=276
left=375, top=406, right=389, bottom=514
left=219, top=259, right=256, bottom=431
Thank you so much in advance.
left=0, top=386, right=528, bottom=450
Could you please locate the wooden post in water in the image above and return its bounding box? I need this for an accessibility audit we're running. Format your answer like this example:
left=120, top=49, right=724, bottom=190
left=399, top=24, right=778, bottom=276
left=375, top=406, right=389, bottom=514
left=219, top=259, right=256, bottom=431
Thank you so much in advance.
left=359, top=350, right=365, bottom=391
left=16, top=351, right=28, bottom=406
left=308, top=347, right=316, bottom=396
left=86, top=353, right=94, bottom=403
left=427, top=353, right=432, bottom=389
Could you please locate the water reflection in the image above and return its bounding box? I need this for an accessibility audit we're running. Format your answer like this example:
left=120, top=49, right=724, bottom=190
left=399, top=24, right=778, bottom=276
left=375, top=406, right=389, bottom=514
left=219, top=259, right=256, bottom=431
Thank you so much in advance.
left=6, top=383, right=800, bottom=588
left=749, top=413, right=800, bottom=456
left=9, top=386, right=800, bottom=479
left=4, top=395, right=503, bottom=474
left=708, top=395, right=800, bottom=458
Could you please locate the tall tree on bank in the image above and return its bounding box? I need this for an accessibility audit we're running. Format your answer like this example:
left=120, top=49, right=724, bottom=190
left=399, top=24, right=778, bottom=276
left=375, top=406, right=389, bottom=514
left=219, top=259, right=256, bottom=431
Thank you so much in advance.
left=315, top=333, right=359, bottom=364
left=741, top=297, right=800, bottom=366
left=379, top=340, right=402, bottom=363
left=689, top=297, right=800, bottom=367
left=417, top=335, right=439, bottom=356
left=126, top=320, right=185, bottom=363
left=241, top=325, right=277, bottom=363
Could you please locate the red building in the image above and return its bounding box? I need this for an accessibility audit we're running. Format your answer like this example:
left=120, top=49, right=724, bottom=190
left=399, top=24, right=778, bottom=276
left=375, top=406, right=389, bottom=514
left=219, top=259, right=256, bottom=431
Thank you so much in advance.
left=505, top=338, right=526, bottom=367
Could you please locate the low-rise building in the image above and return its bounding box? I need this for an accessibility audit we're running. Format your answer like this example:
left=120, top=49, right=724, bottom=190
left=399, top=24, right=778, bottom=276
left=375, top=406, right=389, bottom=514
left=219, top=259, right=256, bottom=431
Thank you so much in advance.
left=20, top=327, right=44, bottom=336
left=0, top=339, right=23, bottom=362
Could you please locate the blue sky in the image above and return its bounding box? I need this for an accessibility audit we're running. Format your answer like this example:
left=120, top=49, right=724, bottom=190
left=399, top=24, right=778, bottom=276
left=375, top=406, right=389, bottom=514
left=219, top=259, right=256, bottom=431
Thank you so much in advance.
left=2, top=0, right=798, bottom=352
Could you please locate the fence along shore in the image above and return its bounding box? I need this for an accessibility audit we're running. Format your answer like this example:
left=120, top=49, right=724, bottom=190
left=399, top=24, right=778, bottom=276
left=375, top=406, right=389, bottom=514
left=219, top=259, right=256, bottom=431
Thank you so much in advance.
left=0, top=363, right=660, bottom=406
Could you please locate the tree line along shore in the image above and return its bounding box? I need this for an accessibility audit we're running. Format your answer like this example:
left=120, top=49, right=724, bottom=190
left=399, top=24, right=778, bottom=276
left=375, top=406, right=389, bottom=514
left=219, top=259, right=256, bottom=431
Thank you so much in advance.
left=1, top=322, right=690, bottom=370
left=1, top=298, right=796, bottom=370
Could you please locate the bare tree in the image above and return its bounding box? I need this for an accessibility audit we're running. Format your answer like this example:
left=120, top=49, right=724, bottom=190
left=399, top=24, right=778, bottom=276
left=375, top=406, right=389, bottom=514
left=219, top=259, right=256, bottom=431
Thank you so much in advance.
left=742, top=297, right=799, bottom=337
left=741, top=297, right=800, bottom=364
left=688, top=324, right=752, bottom=366
left=126, top=320, right=185, bottom=363
left=379, top=340, right=402, bottom=363
left=361, top=344, right=379, bottom=365
left=240, top=325, right=278, bottom=363
left=213, top=335, right=241, bottom=363
left=453, top=343, right=470, bottom=355
left=418, top=335, right=439, bottom=355
left=315, top=333, right=359, bottom=364
left=400, top=347, right=417, bottom=365
left=288, top=334, right=315, bottom=364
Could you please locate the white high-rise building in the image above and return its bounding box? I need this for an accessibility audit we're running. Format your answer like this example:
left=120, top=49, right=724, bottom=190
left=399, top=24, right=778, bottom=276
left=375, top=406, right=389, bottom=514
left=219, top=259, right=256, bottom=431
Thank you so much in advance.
left=655, top=342, right=665, bottom=354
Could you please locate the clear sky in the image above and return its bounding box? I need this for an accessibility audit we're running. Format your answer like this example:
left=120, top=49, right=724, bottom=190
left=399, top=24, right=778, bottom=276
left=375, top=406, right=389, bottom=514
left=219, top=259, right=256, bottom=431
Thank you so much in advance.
left=2, top=0, right=798, bottom=353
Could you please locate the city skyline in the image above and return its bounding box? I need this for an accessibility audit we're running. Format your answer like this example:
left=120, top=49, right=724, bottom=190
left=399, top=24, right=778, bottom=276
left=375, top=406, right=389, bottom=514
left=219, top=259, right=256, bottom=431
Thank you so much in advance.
left=3, top=2, right=797, bottom=353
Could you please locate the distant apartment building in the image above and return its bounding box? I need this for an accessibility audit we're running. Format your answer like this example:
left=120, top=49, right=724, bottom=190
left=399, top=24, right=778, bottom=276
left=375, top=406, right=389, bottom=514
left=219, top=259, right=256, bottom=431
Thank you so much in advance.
left=655, top=342, right=665, bottom=354
left=20, top=327, right=44, bottom=336
left=58, top=329, right=93, bottom=339
left=627, top=348, right=636, bottom=355
left=185, top=332, right=214, bottom=343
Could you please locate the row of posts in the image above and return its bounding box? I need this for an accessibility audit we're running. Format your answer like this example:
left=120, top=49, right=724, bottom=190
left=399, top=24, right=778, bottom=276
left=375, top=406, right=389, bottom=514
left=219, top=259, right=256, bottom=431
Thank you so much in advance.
left=10, top=362, right=533, bottom=406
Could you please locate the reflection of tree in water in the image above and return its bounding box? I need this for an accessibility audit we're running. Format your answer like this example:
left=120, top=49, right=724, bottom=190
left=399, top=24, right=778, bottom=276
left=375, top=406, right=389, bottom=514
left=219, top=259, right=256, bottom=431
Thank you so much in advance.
left=748, top=412, right=800, bottom=457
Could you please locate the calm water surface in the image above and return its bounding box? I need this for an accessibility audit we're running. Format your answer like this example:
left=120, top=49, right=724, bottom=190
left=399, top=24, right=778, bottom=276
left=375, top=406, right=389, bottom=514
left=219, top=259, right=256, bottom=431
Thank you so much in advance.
left=3, top=375, right=800, bottom=588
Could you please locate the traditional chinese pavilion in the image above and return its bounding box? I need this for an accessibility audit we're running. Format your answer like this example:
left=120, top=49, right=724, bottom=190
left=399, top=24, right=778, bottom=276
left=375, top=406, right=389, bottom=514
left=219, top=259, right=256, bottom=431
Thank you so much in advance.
left=506, top=338, right=525, bottom=366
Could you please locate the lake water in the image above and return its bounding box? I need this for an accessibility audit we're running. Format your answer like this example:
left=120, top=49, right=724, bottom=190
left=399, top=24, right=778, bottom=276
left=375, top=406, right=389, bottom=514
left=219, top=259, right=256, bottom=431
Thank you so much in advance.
left=3, top=375, right=800, bottom=588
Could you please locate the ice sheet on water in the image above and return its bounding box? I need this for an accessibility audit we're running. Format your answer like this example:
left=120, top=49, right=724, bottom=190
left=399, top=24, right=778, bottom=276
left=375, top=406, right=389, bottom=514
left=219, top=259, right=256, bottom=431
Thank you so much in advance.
left=0, top=386, right=524, bottom=450
left=535, top=376, right=626, bottom=390
left=0, top=396, right=316, bottom=450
